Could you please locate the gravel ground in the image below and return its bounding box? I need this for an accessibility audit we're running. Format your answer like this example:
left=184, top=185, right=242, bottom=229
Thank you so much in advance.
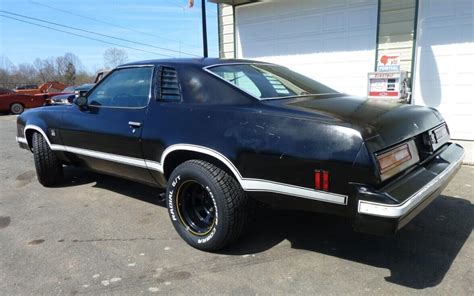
left=0, top=114, right=472, bottom=295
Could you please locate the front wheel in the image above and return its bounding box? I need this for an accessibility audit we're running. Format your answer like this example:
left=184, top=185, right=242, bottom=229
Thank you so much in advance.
left=32, top=132, right=63, bottom=187
left=167, top=160, right=254, bottom=251
left=10, top=103, right=24, bottom=114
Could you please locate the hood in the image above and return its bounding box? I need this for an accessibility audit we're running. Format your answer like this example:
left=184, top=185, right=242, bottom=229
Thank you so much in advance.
left=263, top=95, right=445, bottom=151
left=24, top=104, right=72, bottom=115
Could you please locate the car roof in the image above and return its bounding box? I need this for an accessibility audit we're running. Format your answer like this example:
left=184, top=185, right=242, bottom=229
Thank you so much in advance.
left=76, top=83, right=95, bottom=90
left=118, top=58, right=273, bottom=68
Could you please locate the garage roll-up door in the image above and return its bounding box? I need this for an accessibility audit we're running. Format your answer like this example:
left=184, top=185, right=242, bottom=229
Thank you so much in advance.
left=413, top=0, right=474, bottom=140
left=235, top=0, right=378, bottom=97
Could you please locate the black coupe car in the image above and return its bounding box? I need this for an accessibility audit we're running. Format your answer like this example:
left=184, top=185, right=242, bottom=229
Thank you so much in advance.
left=16, top=58, right=464, bottom=251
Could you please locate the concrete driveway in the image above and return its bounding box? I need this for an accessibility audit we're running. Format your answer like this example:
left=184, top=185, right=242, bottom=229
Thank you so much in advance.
left=0, top=114, right=472, bottom=295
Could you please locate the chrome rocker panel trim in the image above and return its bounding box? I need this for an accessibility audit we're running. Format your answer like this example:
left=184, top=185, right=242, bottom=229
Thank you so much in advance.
left=18, top=126, right=348, bottom=206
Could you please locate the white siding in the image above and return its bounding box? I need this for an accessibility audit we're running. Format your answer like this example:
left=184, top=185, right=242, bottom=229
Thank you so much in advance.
left=218, top=4, right=235, bottom=59
left=377, top=0, right=416, bottom=73
left=413, top=0, right=474, bottom=140
left=234, top=0, right=378, bottom=97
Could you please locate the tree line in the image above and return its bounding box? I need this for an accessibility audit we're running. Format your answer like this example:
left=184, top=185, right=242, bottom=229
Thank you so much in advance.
left=0, top=48, right=128, bottom=90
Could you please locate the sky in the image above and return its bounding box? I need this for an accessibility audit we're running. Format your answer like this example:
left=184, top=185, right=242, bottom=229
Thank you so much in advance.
left=0, top=0, right=219, bottom=73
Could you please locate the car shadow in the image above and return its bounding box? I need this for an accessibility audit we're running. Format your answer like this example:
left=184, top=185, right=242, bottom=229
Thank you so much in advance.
left=224, top=195, right=473, bottom=289
left=58, top=166, right=472, bottom=289
left=59, top=166, right=166, bottom=207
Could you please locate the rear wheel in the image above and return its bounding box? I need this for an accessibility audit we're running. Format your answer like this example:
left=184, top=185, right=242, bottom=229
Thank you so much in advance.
left=10, top=103, right=24, bottom=114
left=167, top=160, right=254, bottom=251
left=32, top=132, right=63, bottom=187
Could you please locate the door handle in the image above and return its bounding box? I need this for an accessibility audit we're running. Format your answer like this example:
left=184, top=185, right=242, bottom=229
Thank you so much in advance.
left=128, top=121, right=142, bottom=128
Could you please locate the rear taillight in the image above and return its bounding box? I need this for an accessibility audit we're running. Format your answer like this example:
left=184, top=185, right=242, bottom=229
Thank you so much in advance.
left=375, top=140, right=420, bottom=181
left=314, top=170, right=329, bottom=191
left=377, top=143, right=412, bottom=174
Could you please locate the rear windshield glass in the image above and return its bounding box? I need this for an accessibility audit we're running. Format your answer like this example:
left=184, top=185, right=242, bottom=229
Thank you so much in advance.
left=207, top=64, right=337, bottom=100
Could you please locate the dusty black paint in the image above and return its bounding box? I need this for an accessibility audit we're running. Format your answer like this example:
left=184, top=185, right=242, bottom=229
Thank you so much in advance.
left=16, top=58, right=464, bottom=236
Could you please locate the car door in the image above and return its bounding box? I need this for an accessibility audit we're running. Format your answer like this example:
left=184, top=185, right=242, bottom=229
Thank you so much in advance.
left=59, top=65, right=156, bottom=184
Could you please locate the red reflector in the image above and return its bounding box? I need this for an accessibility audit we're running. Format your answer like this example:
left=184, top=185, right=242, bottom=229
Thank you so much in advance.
left=315, top=171, right=321, bottom=190
left=322, top=171, right=329, bottom=191
left=315, top=170, right=330, bottom=191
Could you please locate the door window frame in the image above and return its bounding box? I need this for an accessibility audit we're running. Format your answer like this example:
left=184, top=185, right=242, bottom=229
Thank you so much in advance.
left=86, top=64, right=155, bottom=110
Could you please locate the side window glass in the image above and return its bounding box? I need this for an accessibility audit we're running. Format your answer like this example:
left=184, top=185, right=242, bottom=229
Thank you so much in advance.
left=88, top=67, right=153, bottom=108
left=215, top=70, right=262, bottom=98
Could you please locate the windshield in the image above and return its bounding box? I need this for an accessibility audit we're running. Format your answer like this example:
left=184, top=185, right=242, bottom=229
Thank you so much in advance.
left=76, top=83, right=95, bottom=91
left=207, top=64, right=338, bottom=100
left=63, top=86, right=77, bottom=92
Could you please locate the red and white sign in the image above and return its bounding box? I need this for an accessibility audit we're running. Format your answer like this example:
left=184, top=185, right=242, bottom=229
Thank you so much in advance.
left=377, top=54, right=401, bottom=72
left=367, top=71, right=408, bottom=99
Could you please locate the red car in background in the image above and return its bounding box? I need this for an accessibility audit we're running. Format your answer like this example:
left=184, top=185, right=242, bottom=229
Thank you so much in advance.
left=0, top=81, right=67, bottom=114
left=0, top=91, right=48, bottom=114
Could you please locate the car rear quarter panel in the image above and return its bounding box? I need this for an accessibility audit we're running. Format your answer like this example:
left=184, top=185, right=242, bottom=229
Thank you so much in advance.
left=142, top=101, right=375, bottom=212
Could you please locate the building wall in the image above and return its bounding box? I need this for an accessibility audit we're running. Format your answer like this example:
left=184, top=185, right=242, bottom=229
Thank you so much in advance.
left=376, top=0, right=417, bottom=74
left=412, top=0, right=474, bottom=141
left=216, top=0, right=474, bottom=145
left=218, top=0, right=417, bottom=70
left=234, top=0, right=378, bottom=97
left=218, top=4, right=235, bottom=58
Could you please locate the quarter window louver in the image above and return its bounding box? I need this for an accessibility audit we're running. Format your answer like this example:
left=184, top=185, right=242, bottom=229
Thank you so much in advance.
left=262, top=72, right=290, bottom=95
left=160, top=67, right=181, bottom=101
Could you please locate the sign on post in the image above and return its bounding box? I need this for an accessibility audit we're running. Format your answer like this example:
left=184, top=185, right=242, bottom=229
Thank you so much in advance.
left=367, top=71, right=409, bottom=100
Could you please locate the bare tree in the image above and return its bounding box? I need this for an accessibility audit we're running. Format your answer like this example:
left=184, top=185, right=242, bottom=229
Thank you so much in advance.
left=64, top=62, right=76, bottom=85
left=56, top=53, right=77, bottom=77
left=103, top=48, right=128, bottom=69
left=0, top=56, right=16, bottom=88
left=75, top=71, right=95, bottom=85
left=34, top=57, right=56, bottom=82
left=0, top=56, right=15, bottom=72
left=0, top=53, right=93, bottom=88
left=14, top=63, right=38, bottom=85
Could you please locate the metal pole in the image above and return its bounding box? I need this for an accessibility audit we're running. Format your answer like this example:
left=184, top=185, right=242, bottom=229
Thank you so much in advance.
left=201, top=0, right=208, bottom=57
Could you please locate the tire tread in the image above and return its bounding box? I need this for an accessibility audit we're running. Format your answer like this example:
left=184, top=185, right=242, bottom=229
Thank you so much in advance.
left=171, top=159, right=255, bottom=250
left=32, top=132, right=63, bottom=186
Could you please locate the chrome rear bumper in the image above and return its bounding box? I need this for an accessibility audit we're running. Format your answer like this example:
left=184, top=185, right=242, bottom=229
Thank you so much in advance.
left=354, top=143, right=464, bottom=234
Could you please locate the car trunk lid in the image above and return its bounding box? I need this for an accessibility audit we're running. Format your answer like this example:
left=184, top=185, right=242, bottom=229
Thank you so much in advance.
left=263, top=94, right=445, bottom=152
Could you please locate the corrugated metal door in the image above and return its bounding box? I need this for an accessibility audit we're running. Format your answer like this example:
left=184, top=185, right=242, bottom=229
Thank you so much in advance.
left=413, top=0, right=474, bottom=140
left=234, top=0, right=378, bottom=97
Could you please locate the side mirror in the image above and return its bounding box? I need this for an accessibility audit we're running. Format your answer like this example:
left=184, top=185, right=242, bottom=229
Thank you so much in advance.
left=75, top=96, right=88, bottom=108
left=78, top=90, right=89, bottom=97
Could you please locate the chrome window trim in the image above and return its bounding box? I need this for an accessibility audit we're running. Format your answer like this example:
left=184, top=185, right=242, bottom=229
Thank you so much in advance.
left=259, top=93, right=341, bottom=101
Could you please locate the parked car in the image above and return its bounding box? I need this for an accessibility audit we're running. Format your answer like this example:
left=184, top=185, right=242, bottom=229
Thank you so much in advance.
left=15, top=84, right=38, bottom=90
left=16, top=59, right=464, bottom=251
left=0, top=92, right=49, bottom=114
left=0, top=87, right=14, bottom=95
left=46, top=83, right=95, bottom=105
left=15, top=81, right=67, bottom=95
left=0, top=81, right=70, bottom=114
left=94, top=69, right=111, bottom=83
